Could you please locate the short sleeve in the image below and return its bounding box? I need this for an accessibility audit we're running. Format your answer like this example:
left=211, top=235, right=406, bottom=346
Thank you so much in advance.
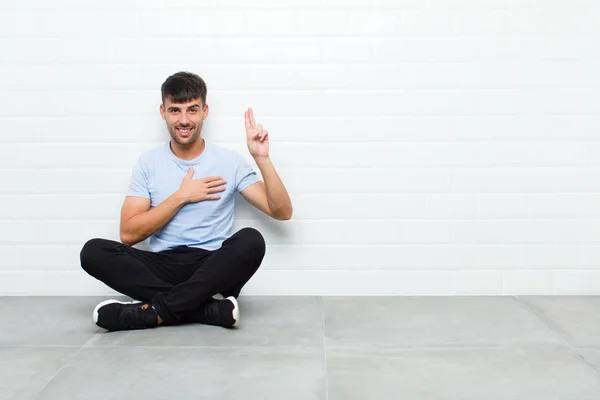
left=235, top=154, right=260, bottom=193
left=126, top=158, right=150, bottom=198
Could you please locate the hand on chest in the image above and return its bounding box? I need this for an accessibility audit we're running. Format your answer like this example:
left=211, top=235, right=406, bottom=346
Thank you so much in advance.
left=149, top=165, right=235, bottom=208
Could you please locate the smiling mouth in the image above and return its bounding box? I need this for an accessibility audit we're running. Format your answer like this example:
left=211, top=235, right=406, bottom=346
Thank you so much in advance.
left=176, top=127, right=193, bottom=137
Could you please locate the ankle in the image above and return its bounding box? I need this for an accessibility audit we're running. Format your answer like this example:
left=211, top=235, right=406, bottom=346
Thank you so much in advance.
left=152, top=306, right=163, bottom=325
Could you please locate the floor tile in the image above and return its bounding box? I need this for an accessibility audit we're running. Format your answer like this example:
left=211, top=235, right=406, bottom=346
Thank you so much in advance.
left=36, top=346, right=326, bottom=400
left=324, top=296, right=563, bottom=349
left=0, top=346, right=78, bottom=400
left=327, top=345, right=600, bottom=400
left=0, top=296, right=116, bottom=346
left=577, top=347, right=600, bottom=372
left=519, top=296, right=600, bottom=346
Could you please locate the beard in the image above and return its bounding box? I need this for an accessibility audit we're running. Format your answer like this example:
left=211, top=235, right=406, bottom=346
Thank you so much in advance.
left=167, top=121, right=202, bottom=146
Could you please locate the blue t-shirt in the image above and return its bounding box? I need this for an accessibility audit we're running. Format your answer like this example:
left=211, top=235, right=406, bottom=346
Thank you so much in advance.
left=127, top=139, right=260, bottom=252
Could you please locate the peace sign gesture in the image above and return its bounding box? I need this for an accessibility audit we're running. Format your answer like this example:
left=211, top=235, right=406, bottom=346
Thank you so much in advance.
left=244, top=108, right=269, bottom=159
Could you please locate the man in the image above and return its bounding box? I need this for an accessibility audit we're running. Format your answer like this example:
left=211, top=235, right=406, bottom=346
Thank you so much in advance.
left=80, top=71, right=292, bottom=332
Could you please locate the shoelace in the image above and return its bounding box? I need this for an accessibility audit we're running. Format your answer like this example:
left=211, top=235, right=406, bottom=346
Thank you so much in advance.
left=121, top=305, right=152, bottom=329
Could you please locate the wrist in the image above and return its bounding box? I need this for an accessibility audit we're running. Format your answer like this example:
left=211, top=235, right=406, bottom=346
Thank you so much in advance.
left=253, top=155, right=271, bottom=165
left=172, top=190, right=189, bottom=207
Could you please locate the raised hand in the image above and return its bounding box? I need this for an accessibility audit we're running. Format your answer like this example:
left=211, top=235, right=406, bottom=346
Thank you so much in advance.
left=244, top=108, right=269, bottom=159
left=177, top=166, right=227, bottom=204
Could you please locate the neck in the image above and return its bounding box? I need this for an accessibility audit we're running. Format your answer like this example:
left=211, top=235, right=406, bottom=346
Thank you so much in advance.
left=170, top=137, right=206, bottom=161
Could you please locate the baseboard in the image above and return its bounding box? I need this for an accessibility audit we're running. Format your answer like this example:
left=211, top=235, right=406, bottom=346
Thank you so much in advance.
left=1, top=269, right=598, bottom=296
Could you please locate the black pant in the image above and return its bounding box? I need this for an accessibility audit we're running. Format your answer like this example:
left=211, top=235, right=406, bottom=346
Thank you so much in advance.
left=80, top=227, right=266, bottom=324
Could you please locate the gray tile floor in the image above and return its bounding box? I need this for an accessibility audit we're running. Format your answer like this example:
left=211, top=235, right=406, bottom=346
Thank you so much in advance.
left=2, top=296, right=600, bottom=399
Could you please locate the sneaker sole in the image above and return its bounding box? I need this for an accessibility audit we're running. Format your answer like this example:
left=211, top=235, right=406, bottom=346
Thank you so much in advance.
left=93, top=299, right=141, bottom=325
left=226, top=296, right=240, bottom=327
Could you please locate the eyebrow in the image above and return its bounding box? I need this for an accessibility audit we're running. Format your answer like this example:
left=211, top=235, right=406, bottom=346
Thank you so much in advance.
left=167, top=104, right=202, bottom=111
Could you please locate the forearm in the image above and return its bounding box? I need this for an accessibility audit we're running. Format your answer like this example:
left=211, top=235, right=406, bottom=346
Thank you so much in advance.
left=254, top=156, right=293, bottom=219
left=121, top=192, right=187, bottom=246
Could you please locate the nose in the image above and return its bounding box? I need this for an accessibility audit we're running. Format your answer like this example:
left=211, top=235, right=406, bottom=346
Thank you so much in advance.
left=179, top=112, right=190, bottom=125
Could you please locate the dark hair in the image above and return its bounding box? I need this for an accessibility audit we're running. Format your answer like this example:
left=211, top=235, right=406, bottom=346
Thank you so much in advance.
left=161, top=71, right=207, bottom=105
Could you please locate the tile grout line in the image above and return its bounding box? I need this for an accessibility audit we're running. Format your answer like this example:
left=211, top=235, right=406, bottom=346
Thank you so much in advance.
left=514, top=295, right=600, bottom=375
left=322, top=295, right=329, bottom=400
left=49, top=343, right=600, bottom=351
left=0, top=344, right=83, bottom=348
left=76, top=344, right=328, bottom=349
left=34, top=334, right=98, bottom=397
left=513, top=296, right=576, bottom=346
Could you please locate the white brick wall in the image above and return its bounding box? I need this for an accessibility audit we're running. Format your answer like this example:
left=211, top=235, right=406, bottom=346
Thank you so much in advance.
left=1, top=0, right=600, bottom=295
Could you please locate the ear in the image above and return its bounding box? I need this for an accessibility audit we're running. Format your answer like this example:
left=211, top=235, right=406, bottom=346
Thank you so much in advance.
left=159, top=103, right=166, bottom=120
left=203, top=103, right=209, bottom=120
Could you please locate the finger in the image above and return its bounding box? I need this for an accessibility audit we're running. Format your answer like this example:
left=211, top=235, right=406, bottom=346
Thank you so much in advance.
left=208, top=186, right=226, bottom=194
left=244, top=111, right=252, bottom=132
left=201, top=176, right=223, bottom=183
left=247, top=129, right=259, bottom=140
left=206, top=179, right=227, bottom=188
left=206, top=195, right=221, bottom=200
left=249, top=108, right=257, bottom=128
left=262, top=130, right=268, bottom=141
left=184, top=166, right=194, bottom=179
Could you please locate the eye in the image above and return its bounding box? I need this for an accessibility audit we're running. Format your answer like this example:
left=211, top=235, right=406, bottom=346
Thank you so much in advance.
left=189, top=108, right=199, bottom=114
left=170, top=109, right=180, bottom=114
